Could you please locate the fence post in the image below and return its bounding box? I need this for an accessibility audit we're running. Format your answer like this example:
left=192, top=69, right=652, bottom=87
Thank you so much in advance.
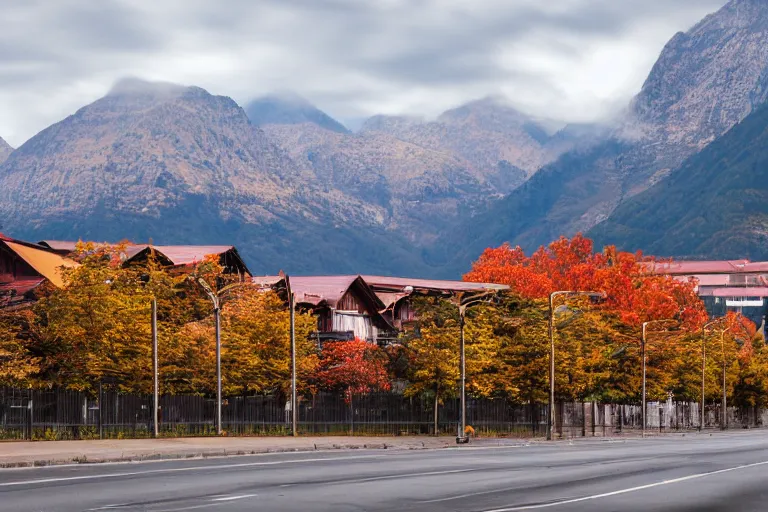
left=26, top=398, right=33, bottom=441
left=98, top=382, right=103, bottom=440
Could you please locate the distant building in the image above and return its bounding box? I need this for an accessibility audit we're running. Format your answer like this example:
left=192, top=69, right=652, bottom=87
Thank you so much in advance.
left=38, top=240, right=251, bottom=277
left=651, top=260, right=768, bottom=335
left=0, top=233, right=79, bottom=309
left=122, top=244, right=250, bottom=277
left=256, top=274, right=508, bottom=345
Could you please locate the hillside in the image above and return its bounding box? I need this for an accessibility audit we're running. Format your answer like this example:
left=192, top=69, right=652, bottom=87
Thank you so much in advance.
left=590, top=103, right=768, bottom=260
left=430, top=0, right=768, bottom=276
left=0, top=79, right=431, bottom=275
left=0, top=137, right=11, bottom=164
left=360, top=97, right=566, bottom=176
left=251, top=95, right=529, bottom=243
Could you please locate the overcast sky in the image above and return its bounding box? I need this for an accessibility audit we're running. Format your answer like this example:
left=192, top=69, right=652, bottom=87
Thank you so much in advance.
left=0, top=0, right=729, bottom=146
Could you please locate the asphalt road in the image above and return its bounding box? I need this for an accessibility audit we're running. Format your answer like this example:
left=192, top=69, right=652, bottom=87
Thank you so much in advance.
left=3, top=431, right=768, bottom=512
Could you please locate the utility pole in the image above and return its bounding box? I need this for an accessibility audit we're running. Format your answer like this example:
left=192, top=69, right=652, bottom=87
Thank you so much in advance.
left=196, top=278, right=223, bottom=436
left=290, top=290, right=297, bottom=437
left=152, top=297, right=159, bottom=438
left=548, top=292, right=556, bottom=441
left=640, top=319, right=677, bottom=437
left=214, top=301, right=222, bottom=435
left=701, top=329, right=706, bottom=431
left=721, top=329, right=728, bottom=430
left=459, top=308, right=466, bottom=442
left=455, top=290, right=504, bottom=444
left=547, top=290, right=605, bottom=441
left=641, top=322, right=647, bottom=438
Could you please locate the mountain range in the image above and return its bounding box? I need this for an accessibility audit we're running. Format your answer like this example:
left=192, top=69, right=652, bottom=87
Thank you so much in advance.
left=0, top=0, right=766, bottom=277
left=430, top=0, right=768, bottom=274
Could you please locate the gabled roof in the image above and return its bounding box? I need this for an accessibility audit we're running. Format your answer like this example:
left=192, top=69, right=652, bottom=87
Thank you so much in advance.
left=124, top=245, right=250, bottom=275
left=253, top=274, right=394, bottom=331
left=0, top=239, right=79, bottom=288
left=362, top=275, right=509, bottom=294
left=37, top=240, right=78, bottom=254
left=257, top=275, right=384, bottom=309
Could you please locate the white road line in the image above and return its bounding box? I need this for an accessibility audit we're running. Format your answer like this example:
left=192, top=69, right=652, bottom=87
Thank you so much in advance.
left=344, top=468, right=475, bottom=484
left=155, top=504, right=223, bottom=512
left=482, top=459, right=768, bottom=511
left=0, top=454, right=384, bottom=488
left=211, top=494, right=257, bottom=502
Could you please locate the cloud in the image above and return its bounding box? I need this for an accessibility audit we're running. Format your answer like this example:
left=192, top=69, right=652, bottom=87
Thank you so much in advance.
left=0, top=0, right=728, bottom=146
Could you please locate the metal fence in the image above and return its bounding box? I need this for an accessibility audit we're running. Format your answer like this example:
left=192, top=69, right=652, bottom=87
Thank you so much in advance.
left=1, top=387, right=766, bottom=441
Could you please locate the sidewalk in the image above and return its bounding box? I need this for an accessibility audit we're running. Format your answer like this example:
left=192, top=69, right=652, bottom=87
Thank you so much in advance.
left=0, top=436, right=517, bottom=468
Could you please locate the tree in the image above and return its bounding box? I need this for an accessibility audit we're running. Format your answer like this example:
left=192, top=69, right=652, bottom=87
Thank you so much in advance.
left=315, top=339, right=390, bottom=400
left=401, top=297, right=459, bottom=435
left=464, top=235, right=710, bottom=406
left=0, top=310, right=41, bottom=387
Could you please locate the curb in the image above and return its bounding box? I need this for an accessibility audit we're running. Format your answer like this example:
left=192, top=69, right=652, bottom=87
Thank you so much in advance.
left=0, top=440, right=459, bottom=469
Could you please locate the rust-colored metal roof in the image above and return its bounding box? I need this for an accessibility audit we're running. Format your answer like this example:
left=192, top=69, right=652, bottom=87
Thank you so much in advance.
left=37, top=240, right=78, bottom=253
left=147, top=245, right=236, bottom=266
left=711, top=287, right=768, bottom=298
left=288, top=275, right=360, bottom=307
left=123, top=245, right=250, bottom=275
left=253, top=275, right=389, bottom=308
left=689, top=274, right=731, bottom=287
left=650, top=260, right=768, bottom=276
left=0, top=277, right=46, bottom=295
left=649, top=260, right=751, bottom=274
left=3, top=240, right=79, bottom=288
left=362, top=275, right=509, bottom=293
left=740, top=262, right=768, bottom=273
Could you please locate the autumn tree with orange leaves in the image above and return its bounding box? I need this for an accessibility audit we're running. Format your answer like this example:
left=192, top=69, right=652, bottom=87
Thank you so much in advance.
left=464, top=235, right=713, bottom=404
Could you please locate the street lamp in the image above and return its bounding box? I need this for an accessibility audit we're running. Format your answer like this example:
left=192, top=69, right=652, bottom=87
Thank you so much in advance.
left=196, top=278, right=223, bottom=435
left=702, top=319, right=749, bottom=430
left=641, top=319, right=678, bottom=437
left=193, top=278, right=248, bottom=436
left=700, top=318, right=724, bottom=431
left=455, top=290, right=501, bottom=444
left=547, top=290, right=605, bottom=441
left=703, top=322, right=735, bottom=430
left=285, top=274, right=297, bottom=438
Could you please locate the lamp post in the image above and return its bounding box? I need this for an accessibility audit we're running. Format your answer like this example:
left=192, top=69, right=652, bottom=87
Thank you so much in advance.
left=197, top=278, right=222, bottom=435
left=152, top=297, right=158, bottom=438
left=285, top=275, right=297, bottom=437
left=193, top=278, right=250, bottom=436
left=455, top=290, right=500, bottom=444
left=700, top=319, right=724, bottom=431
left=547, top=291, right=605, bottom=441
left=720, top=327, right=732, bottom=430
left=702, top=320, right=738, bottom=430
left=640, top=319, right=677, bottom=437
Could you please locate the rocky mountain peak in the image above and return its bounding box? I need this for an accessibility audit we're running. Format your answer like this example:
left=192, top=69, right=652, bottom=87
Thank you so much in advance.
left=245, top=93, right=349, bottom=133
left=359, top=97, right=561, bottom=174
left=437, top=96, right=529, bottom=126
left=0, top=137, right=12, bottom=164
left=631, top=0, right=768, bottom=148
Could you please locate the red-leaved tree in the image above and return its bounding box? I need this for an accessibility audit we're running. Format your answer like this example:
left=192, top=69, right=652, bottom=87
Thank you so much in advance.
left=314, top=339, right=391, bottom=401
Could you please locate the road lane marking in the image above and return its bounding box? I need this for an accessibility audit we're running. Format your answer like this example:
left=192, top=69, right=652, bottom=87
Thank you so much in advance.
left=344, top=468, right=475, bottom=484
left=483, top=459, right=768, bottom=511
left=0, top=454, right=385, bottom=488
left=211, top=494, right=257, bottom=502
